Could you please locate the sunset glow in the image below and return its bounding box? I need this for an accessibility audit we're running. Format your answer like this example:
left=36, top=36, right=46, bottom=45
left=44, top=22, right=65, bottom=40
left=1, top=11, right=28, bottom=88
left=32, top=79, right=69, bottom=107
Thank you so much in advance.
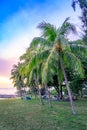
left=0, top=0, right=81, bottom=93
left=0, top=76, right=11, bottom=84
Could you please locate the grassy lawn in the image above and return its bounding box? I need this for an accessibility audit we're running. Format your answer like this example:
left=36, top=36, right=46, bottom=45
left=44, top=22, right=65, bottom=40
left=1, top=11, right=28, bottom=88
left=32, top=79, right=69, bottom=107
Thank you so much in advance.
left=0, top=98, right=87, bottom=130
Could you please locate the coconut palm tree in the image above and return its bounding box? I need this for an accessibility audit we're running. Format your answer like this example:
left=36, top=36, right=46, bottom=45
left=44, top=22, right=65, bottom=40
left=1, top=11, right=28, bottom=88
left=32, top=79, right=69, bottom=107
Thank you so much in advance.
left=29, top=18, right=85, bottom=115
left=10, top=63, right=25, bottom=98
left=20, top=46, right=48, bottom=105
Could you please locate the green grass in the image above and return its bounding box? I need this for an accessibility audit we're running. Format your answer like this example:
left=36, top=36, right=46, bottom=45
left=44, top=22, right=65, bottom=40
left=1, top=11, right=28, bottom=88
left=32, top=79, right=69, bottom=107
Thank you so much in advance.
left=0, top=98, right=87, bottom=130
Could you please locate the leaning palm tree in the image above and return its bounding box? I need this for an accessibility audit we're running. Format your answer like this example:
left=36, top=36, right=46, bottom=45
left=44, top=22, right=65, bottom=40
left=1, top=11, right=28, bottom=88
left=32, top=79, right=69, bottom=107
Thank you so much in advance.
left=20, top=46, right=48, bottom=105
left=30, top=18, right=85, bottom=115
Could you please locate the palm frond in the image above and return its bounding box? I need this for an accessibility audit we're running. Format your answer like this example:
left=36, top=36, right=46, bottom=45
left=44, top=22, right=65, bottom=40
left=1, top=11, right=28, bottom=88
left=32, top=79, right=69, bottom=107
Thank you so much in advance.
left=70, top=43, right=87, bottom=54
left=37, top=21, right=57, bottom=42
left=30, top=37, right=51, bottom=48
left=28, top=69, right=35, bottom=84
left=42, top=47, right=56, bottom=83
left=19, top=62, right=28, bottom=75
left=63, top=50, right=85, bottom=78
left=23, top=49, right=50, bottom=75
left=72, top=0, right=78, bottom=11
left=62, top=17, right=70, bottom=25
left=20, top=53, right=27, bottom=61
left=59, top=17, right=77, bottom=36
left=57, top=63, right=64, bottom=84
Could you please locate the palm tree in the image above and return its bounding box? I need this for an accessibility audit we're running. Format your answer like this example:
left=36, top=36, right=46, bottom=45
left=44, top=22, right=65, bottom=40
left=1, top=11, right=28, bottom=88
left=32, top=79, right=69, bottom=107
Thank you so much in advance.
left=10, top=63, right=25, bottom=98
left=20, top=46, right=47, bottom=105
left=29, top=18, right=85, bottom=115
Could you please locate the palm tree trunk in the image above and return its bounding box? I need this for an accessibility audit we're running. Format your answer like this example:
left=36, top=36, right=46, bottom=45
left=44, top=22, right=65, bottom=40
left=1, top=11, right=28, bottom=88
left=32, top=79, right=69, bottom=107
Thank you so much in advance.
left=44, top=83, right=52, bottom=108
left=60, top=85, right=63, bottom=100
left=55, top=86, right=60, bottom=99
left=59, top=54, right=76, bottom=115
left=34, top=74, right=44, bottom=105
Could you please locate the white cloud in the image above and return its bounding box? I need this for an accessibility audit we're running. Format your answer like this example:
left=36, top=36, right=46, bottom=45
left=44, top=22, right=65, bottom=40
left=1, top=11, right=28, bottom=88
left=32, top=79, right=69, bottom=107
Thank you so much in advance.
left=0, top=1, right=82, bottom=60
left=0, top=7, right=41, bottom=60
left=0, top=75, right=13, bottom=89
left=0, top=29, right=40, bottom=60
left=0, top=0, right=82, bottom=90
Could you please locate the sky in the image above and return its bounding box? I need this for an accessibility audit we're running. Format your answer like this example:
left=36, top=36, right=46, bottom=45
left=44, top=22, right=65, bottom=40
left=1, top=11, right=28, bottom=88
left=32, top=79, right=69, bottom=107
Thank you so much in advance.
left=0, top=0, right=81, bottom=93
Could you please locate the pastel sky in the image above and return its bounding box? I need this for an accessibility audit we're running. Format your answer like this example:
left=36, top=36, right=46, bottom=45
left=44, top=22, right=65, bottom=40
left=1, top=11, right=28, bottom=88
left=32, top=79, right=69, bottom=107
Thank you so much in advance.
left=0, top=0, right=81, bottom=91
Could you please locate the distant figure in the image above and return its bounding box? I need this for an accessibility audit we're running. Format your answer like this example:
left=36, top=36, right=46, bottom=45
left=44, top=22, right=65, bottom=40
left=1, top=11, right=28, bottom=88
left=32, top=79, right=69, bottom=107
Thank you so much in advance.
left=26, top=96, right=31, bottom=100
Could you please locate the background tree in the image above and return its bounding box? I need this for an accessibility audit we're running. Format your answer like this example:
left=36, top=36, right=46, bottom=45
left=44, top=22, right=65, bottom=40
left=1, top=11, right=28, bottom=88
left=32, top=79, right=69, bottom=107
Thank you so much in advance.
left=72, top=0, right=87, bottom=44
left=10, top=63, right=25, bottom=98
left=69, top=39, right=87, bottom=96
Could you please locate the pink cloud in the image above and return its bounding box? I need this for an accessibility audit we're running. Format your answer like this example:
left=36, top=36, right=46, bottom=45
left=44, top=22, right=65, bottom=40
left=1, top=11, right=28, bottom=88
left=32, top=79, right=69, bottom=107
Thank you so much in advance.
left=0, top=58, right=17, bottom=77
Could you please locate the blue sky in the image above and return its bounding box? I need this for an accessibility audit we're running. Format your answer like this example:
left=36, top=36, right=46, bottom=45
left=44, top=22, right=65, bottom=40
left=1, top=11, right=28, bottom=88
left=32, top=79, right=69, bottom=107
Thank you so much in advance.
left=0, top=0, right=81, bottom=89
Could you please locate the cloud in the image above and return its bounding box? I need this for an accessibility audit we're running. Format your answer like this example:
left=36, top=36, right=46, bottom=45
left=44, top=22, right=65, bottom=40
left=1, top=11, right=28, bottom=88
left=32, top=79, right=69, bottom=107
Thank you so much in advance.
left=0, top=58, right=17, bottom=88
left=0, top=29, right=40, bottom=60
left=0, top=0, right=82, bottom=89
left=0, top=3, right=81, bottom=78
left=0, top=8, right=40, bottom=88
left=0, top=76, right=11, bottom=84
left=0, top=7, right=41, bottom=59
left=0, top=58, right=17, bottom=77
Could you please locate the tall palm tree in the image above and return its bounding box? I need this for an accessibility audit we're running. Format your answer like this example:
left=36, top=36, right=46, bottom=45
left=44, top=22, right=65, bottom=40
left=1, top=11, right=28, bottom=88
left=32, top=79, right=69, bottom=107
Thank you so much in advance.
left=20, top=46, right=48, bottom=105
left=29, top=18, right=85, bottom=115
left=20, top=42, right=56, bottom=107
